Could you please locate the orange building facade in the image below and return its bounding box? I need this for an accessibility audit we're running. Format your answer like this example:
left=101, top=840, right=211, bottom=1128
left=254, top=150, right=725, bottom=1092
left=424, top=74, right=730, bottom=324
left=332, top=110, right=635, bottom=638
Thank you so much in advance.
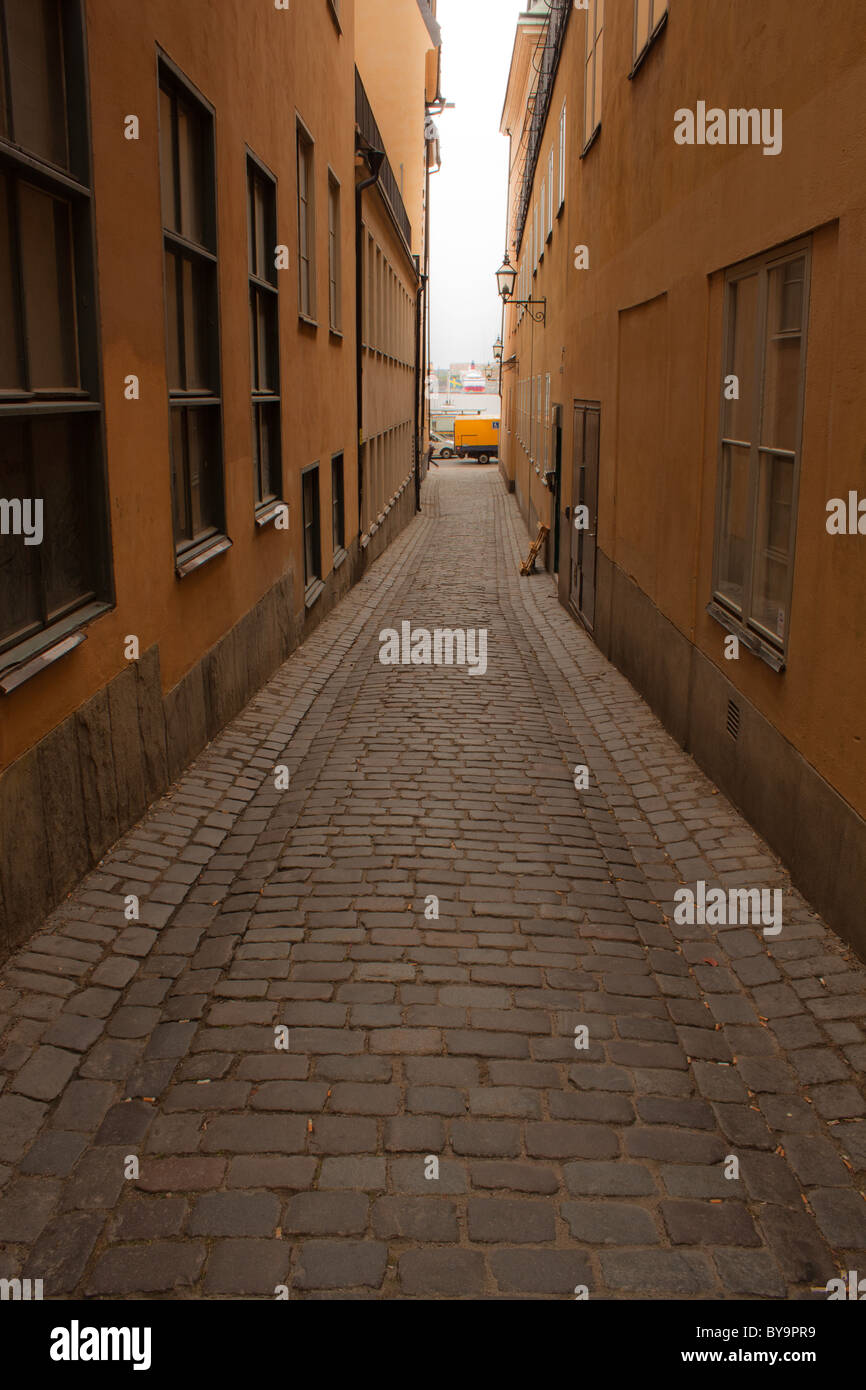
left=0, top=0, right=442, bottom=955
left=500, top=0, right=866, bottom=955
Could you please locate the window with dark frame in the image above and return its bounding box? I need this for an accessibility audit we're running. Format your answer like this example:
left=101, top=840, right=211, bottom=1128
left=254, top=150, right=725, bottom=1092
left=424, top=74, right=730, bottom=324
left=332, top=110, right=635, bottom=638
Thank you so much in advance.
left=583, top=0, right=604, bottom=152
left=297, top=121, right=315, bottom=320
left=247, top=153, right=282, bottom=512
left=633, top=0, right=668, bottom=69
left=331, top=452, right=345, bottom=555
left=0, top=0, right=113, bottom=678
left=327, top=171, right=341, bottom=333
left=712, top=240, right=810, bottom=664
left=302, top=463, right=321, bottom=588
left=158, top=57, right=226, bottom=569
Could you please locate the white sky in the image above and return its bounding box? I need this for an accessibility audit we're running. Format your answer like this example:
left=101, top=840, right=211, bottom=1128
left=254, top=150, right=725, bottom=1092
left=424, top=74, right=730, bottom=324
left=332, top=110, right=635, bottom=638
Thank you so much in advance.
left=429, top=0, right=527, bottom=368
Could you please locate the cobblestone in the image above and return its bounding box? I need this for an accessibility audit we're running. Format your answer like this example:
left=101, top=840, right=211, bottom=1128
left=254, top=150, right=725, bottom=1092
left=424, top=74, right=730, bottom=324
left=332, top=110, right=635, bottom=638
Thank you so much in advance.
left=0, top=465, right=863, bottom=1299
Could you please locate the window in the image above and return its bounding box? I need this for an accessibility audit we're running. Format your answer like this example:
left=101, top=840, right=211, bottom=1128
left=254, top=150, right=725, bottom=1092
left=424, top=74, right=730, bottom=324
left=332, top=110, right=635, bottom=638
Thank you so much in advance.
left=327, top=172, right=341, bottom=333
left=544, top=374, right=551, bottom=471
left=533, top=200, right=539, bottom=270
left=159, top=58, right=225, bottom=569
left=583, top=0, right=604, bottom=152
left=712, top=240, right=810, bottom=663
left=547, top=147, right=554, bottom=238
left=558, top=100, right=566, bottom=211
left=302, top=463, right=321, bottom=589
left=331, top=452, right=345, bottom=555
left=0, top=0, right=112, bottom=676
left=539, top=179, right=545, bottom=257
left=297, top=121, right=315, bottom=320
left=247, top=154, right=282, bottom=513
left=633, top=0, right=668, bottom=68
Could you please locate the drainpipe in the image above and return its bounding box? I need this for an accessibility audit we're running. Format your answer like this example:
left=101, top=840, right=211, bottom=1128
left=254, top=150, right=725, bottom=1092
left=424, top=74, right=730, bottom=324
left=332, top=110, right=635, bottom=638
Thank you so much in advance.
left=355, top=146, right=384, bottom=543
left=414, top=261, right=425, bottom=513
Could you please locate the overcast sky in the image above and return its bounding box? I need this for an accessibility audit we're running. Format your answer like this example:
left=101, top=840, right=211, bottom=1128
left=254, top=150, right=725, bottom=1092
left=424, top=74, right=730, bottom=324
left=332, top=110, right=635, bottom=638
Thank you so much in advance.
left=429, top=0, right=527, bottom=368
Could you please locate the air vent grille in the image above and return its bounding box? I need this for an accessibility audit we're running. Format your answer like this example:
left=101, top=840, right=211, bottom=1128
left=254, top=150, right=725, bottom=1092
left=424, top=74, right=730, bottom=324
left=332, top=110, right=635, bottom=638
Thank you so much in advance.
left=726, top=699, right=741, bottom=741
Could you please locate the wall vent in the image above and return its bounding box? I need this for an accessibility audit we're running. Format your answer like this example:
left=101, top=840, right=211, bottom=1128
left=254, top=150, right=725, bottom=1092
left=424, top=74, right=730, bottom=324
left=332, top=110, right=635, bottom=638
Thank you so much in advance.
left=726, top=699, right=741, bottom=741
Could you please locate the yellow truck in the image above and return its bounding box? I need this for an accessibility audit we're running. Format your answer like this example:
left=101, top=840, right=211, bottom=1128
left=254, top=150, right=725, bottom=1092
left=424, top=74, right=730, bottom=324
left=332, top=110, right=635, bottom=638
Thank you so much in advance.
left=454, top=417, right=500, bottom=464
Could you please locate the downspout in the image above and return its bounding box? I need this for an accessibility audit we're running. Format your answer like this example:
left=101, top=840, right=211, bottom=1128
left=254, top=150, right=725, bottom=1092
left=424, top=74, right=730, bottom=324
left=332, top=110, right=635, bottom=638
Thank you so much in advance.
left=414, top=258, right=424, bottom=513
left=422, top=151, right=432, bottom=492
left=355, top=148, right=384, bottom=544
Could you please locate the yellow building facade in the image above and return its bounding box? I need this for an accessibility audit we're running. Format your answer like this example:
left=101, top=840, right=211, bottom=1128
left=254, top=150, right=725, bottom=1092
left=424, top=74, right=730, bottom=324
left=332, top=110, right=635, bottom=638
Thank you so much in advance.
left=0, top=0, right=441, bottom=955
left=500, top=0, right=866, bottom=954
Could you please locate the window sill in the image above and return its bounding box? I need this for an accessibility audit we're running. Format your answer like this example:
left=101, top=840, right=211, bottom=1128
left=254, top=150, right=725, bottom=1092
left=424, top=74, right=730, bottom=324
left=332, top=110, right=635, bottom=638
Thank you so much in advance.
left=0, top=600, right=111, bottom=692
left=298, top=313, right=318, bottom=329
left=304, top=578, right=325, bottom=608
left=175, top=534, right=232, bottom=578
left=706, top=600, right=786, bottom=673
left=580, top=125, right=601, bottom=159
left=255, top=500, right=286, bottom=529
left=333, top=545, right=347, bottom=570
left=629, top=12, right=668, bottom=80
left=327, top=0, right=342, bottom=35
left=556, top=200, right=564, bottom=219
left=329, top=327, right=344, bottom=342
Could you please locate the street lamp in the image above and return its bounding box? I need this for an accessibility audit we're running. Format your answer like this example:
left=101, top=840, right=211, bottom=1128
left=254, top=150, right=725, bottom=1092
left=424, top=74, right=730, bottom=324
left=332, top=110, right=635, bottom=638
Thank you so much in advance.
left=495, top=252, right=546, bottom=323
left=493, top=337, right=503, bottom=363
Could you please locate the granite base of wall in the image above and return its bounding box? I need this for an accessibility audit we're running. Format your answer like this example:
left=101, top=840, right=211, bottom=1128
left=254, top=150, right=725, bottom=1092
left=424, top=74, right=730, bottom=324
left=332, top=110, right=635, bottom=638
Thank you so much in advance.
left=0, top=539, right=366, bottom=960
left=593, top=551, right=866, bottom=962
left=361, top=483, right=416, bottom=571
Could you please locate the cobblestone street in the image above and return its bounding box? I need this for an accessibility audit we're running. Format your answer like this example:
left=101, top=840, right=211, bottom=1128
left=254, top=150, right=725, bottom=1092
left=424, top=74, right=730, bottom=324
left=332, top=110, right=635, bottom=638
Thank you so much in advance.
left=1, top=463, right=864, bottom=1300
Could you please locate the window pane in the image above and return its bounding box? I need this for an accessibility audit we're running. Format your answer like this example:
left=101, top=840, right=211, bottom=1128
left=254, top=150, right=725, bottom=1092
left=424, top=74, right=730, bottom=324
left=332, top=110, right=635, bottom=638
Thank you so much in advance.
left=717, top=442, right=751, bottom=612
left=584, top=56, right=593, bottom=141
left=0, top=21, right=7, bottom=140
left=636, top=0, right=651, bottom=53
left=164, top=250, right=182, bottom=390
left=332, top=454, right=344, bottom=549
left=253, top=400, right=280, bottom=504
left=34, top=413, right=99, bottom=619
left=159, top=86, right=178, bottom=232
left=0, top=173, right=23, bottom=389
left=169, top=408, right=189, bottom=542
left=249, top=290, right=258, bottom=390
left=186, top=406, right=221, bottom=539
left=19, top=181, right=78, bottom=389
left=303, top=469, right=319, bottom=581
left=752, top=451, right=794, bottom=642
left=761, top=259, right=805, bottom=453
left=593, top=32, right=603, bottom=131
left=5, top=0, right=68, bottom=168
left=723, top=273, right=758, bottom=443
left=177, top=100, right=205, bottom=246
left=254, top=177, right=270, bottom=282
left=181, top=256, right=211, bottom=391
left=253, top=289, right=277, bottom=392
left=0, top=416, right=40, bottom=648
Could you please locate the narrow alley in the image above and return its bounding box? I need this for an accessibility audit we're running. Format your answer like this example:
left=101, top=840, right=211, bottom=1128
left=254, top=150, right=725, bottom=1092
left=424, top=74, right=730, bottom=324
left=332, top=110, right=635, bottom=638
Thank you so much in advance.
left=1, top=465, right=864, bottom=1301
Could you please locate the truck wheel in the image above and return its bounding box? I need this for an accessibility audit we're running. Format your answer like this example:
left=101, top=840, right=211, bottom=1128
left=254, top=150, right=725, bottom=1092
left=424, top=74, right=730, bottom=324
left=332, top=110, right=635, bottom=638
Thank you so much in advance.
left=439, top=447, right=452, bottom=459
left=478, top=453, right=490, bottom=465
